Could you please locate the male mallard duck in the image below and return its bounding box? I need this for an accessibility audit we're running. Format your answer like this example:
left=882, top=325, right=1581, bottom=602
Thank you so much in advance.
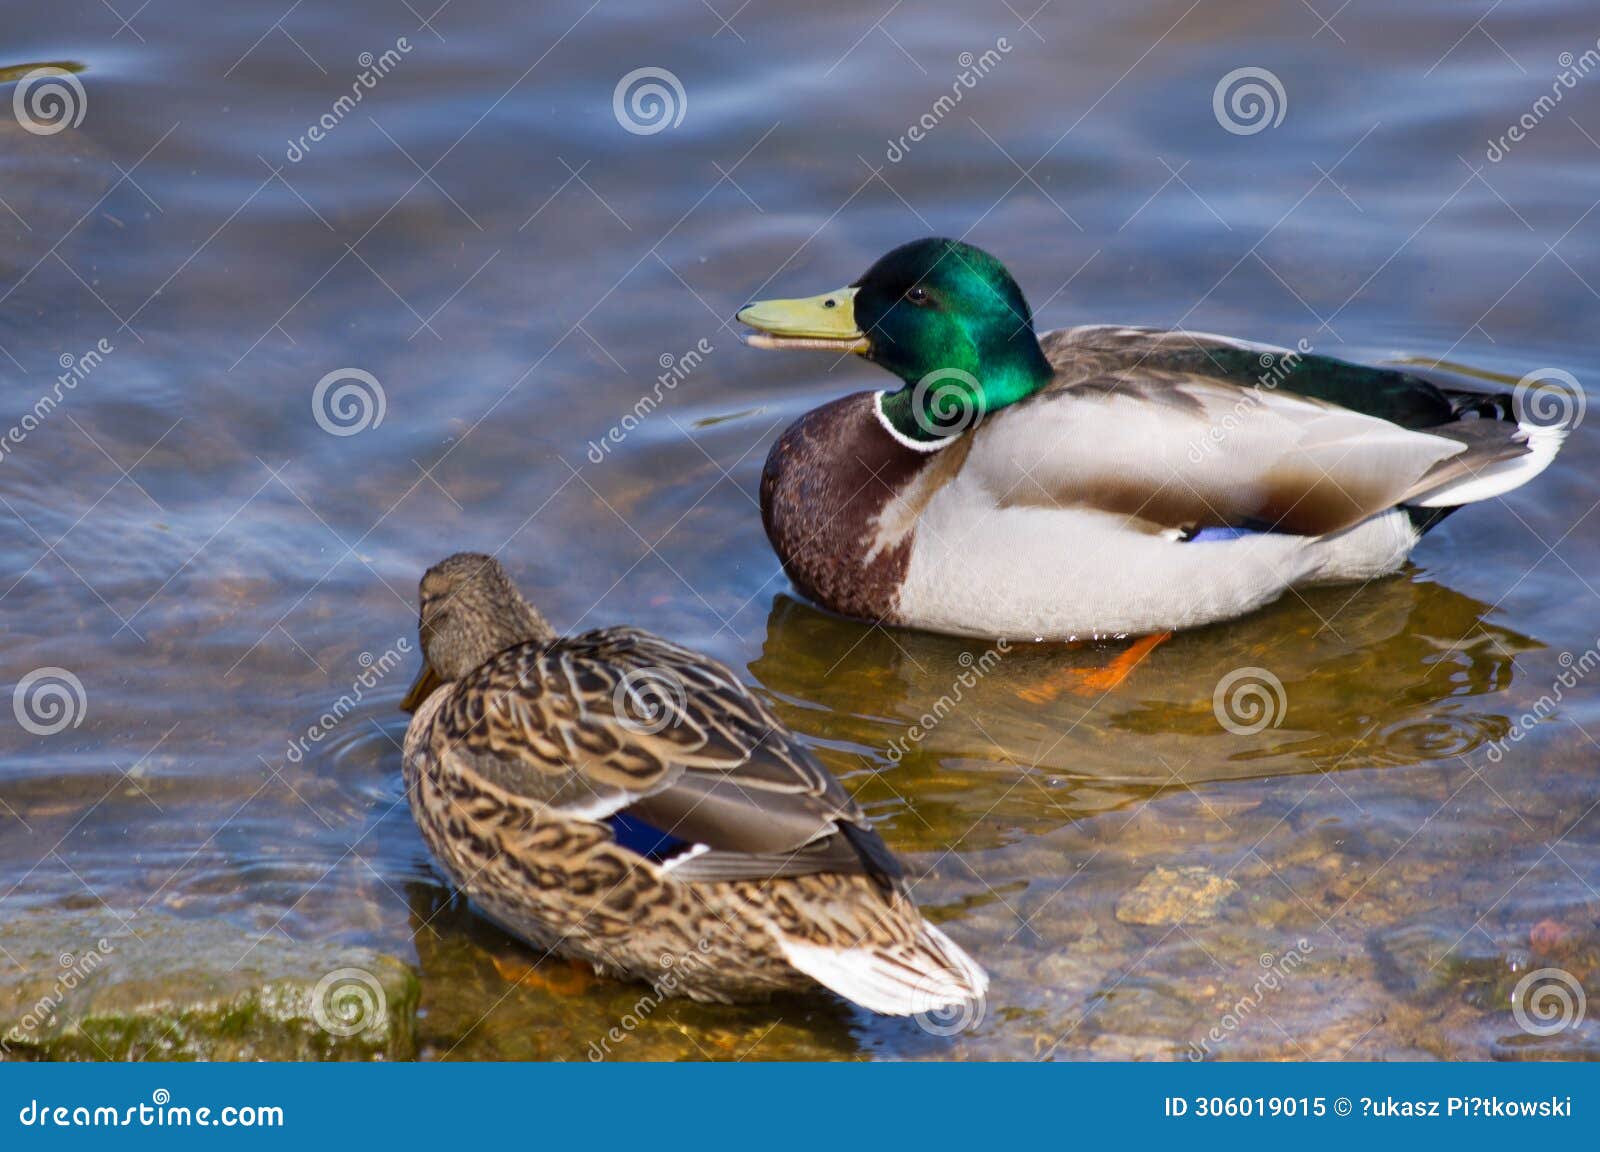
left=400, top=552, right=986, bottom=1014
left=737, top=238, right=1567, bottom=641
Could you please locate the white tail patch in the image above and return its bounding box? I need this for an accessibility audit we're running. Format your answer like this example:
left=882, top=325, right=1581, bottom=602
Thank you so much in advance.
left=778, top=924, right=988, bottom=1017
left=920, top=921, right=990, bottom=1002
left=1413, top=422, right=1568, bottom=507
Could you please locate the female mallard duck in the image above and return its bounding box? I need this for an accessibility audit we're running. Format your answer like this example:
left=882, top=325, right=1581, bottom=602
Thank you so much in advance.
left=400, top=552, right=986, bottom=1014
left=738, top=238, right=1567, bottom=641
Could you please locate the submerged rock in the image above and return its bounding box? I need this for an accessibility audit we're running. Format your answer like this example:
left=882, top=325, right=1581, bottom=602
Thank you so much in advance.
left=1366, top=922, right=1556, bottom=1008
left=1367, top=923, right=1482, bottom=1002
left=0, top=911, right=417, bottom=1061
left=1491, top=1028, right=1600, bottom=1062
left=1086, top=975, right=1203, bottom=1039
left=1116, top=866, right=1238, bottom=927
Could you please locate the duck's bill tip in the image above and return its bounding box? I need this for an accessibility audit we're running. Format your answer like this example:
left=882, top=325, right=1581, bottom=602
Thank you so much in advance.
left=735, top=288, right=870, bottom=354
left=401, top=662, right=444, bottom=713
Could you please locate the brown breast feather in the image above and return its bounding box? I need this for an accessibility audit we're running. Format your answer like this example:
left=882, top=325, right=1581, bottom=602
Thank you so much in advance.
left=760, top=392, right=969, bottom=623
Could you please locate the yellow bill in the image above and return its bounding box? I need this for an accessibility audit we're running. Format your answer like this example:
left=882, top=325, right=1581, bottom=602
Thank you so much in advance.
left=736, top=287, right=870, bottom=353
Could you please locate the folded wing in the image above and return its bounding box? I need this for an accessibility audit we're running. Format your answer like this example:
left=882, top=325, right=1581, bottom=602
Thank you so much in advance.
left=439, top=626, right=901, bottom=884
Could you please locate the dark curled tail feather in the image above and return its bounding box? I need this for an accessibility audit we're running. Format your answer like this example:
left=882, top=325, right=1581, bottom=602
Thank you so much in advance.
left=1442, top=387, right=1516, bottom=424
left=1403, top=504, right=1460, bottom=535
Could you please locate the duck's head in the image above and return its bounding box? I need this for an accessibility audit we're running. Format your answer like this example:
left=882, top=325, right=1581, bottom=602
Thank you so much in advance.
left=738, top=238, right=1053, bottom=443
left=401, top=552, right=554, bottom=711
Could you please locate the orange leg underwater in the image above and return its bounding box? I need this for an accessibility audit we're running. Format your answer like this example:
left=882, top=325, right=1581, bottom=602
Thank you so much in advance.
left=1016, top=631, right=1172, bottom=704
left=492, top=952, right=596, bottom=996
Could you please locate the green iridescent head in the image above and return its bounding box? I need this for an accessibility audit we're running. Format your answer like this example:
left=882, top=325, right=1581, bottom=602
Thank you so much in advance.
left=738, top=238, right=1054, bottom=443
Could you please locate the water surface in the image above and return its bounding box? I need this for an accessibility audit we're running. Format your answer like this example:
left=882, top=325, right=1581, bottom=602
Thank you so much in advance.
left=2, top=0, right=1598, bottom=1060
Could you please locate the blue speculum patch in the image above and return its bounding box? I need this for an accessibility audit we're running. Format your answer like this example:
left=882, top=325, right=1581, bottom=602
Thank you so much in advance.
left=609, top=812, right=693, bottom=861
left=1185, top=525, right=1257, bottom=542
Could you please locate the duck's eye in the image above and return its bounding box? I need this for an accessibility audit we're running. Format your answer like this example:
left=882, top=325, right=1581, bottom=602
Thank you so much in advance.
left=906, top=286, right=929, bottom=305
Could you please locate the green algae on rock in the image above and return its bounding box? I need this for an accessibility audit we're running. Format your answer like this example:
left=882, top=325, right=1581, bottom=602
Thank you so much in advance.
left=0, top=912, right=418, bottom=1061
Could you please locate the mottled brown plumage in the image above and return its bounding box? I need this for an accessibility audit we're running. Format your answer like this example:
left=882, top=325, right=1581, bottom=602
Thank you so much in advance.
left=401, top=553, right=987, bottom=1013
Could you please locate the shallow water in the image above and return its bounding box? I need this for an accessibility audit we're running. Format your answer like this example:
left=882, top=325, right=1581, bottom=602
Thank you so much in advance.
left=2, top=1, right=1598, bottom=1060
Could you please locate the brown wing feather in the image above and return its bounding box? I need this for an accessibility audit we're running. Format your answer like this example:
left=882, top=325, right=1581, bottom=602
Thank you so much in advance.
left=438, top=627, right=899, bottom=883
left=979, top=363, right=1467, bottom=537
